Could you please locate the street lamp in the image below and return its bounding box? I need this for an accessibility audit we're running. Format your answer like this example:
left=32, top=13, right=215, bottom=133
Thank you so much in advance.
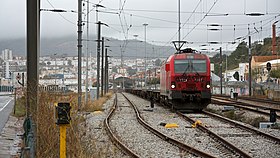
left=133, top=34, right=139, bottom=87
left=96, top=21, right=108, bottom=99
left=105, top=49, right=111, bottom=93
left=103, top=45, right=110, bottom=95
left=248, top=36, right=252, bottom=96
left=143, top=23, right=148, bottom=87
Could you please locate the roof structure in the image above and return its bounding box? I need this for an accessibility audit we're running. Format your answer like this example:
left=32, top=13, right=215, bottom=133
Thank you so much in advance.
left=260, top=59, right=280, bottom=66
left=252, top=56, right=280, bottom=62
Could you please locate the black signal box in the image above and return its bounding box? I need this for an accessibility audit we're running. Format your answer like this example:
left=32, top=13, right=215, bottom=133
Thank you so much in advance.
left=56, top=103, right=71, bottom=125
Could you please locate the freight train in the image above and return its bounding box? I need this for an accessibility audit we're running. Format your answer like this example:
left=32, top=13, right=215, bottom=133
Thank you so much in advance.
left=130, top=48, right=211, bottom=111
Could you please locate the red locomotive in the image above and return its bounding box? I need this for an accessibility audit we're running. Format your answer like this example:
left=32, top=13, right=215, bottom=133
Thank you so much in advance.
left=160, top=48, right=211, bottom=111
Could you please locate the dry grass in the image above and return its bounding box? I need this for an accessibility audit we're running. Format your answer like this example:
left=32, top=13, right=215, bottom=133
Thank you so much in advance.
left=20, top=91, right=114, bottom=158
left=82, top=92, right=113, bottom=112
left=34, top=92, right=85, bottom=158
left=223, top=110, right=245, bottom=122
left=13, top=95, right=26, bottom=117
left=243, top=116, right=267, bottom=128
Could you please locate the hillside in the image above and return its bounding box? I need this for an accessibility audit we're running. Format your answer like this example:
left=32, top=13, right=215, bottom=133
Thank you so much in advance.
left=211, top=37, right=280, bottom=75
left=0, top=36, right=175, bottom=59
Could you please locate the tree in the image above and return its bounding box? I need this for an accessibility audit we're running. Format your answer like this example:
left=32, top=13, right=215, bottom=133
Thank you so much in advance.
left=211, top=41, right=248, bottom=75
left=112, top=66, right=118, bottom=73
left=67, top=60, right=72, bottom=66
left=154, top=58, right=161, bottom=66
left=148, top=78, right=160, bottom=84
left=0, top=58, right=4, bottom=65
left=270, top=68, right=280, bottom=78
left=127, top=67, right=136, bottom=76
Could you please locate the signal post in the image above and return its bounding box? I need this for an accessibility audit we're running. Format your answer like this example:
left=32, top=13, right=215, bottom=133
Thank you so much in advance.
left=54, top=103, right=71, bottom=158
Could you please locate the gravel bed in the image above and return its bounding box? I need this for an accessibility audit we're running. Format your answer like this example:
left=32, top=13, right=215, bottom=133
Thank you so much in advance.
left=80, top=93, right=280, bottom=157
left=80, top=95, right=129, bottom=158
left=186, top=113, right=280, bottom=158
left=237, top=98, right=279, bottom=110
left=110, top=94, right=194, bottom=158
left=207, top=103, right=280, bottom=139
left=124, top=93, right=239, bottom=158
left=236, top=98, right=280, bottom=118
left=258, top=128, right=280, bottom=138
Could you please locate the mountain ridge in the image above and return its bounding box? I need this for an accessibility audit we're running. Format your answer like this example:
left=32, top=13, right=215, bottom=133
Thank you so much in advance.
left=0, top=35, right=175, bottom=59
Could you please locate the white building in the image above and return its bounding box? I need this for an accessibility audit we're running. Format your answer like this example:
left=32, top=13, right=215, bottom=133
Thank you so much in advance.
left=1, top=49, right=13, bottom=61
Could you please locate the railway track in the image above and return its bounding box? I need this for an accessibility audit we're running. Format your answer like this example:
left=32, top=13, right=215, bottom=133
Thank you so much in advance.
left=126, top=91, right=280, bottom=157
left=202, top=110, right=280, bottom=143
left=212, top=95, right=280, bottom=110
left=211, top=96, right=280, bottom=119
left=104, top=93, right=214, bottom=157
left=213, top=94, right=280, bottom=105
left=104, top=93, right=140, bottom=157
left=182, top=111, right=280, bottom=158
left=124, top=93, right=253, bottom=158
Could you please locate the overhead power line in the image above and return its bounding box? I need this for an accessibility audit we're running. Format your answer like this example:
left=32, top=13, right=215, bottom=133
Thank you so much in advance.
left=182, top=0, right=220, bottom=40
left=46, top=0, right=76, bottom=25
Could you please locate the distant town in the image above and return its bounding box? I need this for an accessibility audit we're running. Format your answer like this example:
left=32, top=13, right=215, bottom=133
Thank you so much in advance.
left=0, top=48, right=162, bottom=92
left=1, top=47, right=280, bottom=98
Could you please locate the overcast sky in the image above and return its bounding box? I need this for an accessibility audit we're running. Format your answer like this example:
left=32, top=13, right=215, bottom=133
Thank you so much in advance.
left=1, top=0, right=279, bottom=51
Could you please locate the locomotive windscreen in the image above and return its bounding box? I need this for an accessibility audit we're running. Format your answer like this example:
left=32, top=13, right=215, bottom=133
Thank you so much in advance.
left=174, top=59, right=206, bottom=73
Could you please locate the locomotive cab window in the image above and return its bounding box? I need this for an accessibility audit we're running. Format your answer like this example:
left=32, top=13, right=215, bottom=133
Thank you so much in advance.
left=174, top=59, right=206, bottom=73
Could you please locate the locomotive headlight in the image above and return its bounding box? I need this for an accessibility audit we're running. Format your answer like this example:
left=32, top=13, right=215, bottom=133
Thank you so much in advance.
left=171, top=81, right=176, bottom=89
left=206, top=84, right=210, bottom=89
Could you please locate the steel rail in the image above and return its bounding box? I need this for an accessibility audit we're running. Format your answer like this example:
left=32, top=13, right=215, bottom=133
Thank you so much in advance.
left=212, top=94, right=280, bottom=106
left=211, top=98, right=280, bottom=119
left=104, top=93, right=140, bottom=158
left=177, top=111, right=252, bottom=158
left=203, top=110, right=280, bottom=144
left=212, top=96, right=280, bottom=111
left=122, top=93, right=216, bottom=158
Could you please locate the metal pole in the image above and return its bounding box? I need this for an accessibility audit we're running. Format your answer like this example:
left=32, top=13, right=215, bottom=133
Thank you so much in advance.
left=105, top=48, right=108, bottom=93
left=85, top=0, right=90, bottom=105
left=14, top=87, right=16, bottom=114
left=26, top=0, right=40, bottom=116
left=60, top=125, right=67, bottom=158
left=154, top=68, right=157, bottom=89
left=63, top=58, right=65, bottom=92
left=77, top=0, right=83, bottom=110
left=133, top=34, right=138, bottom=87
left=225, top=54, right=228, bottom=93
left=96, top=21, right=101, bottom=99
left=101, top=37, right=104, bottom=97
left=220, top=47, right=223, bottom=95
left=248, top=36, right=252, bottom=96
left=121, top=49, right=124, bottom=90
left=27, top=1, right=39, bottom=157
left=178, top=0, right=181, bottom=42
left=143, top=23, right=148, bottom=87
left=54, top=53, right=57, bottom=85
left=272, top=23, right=277, bottom=55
